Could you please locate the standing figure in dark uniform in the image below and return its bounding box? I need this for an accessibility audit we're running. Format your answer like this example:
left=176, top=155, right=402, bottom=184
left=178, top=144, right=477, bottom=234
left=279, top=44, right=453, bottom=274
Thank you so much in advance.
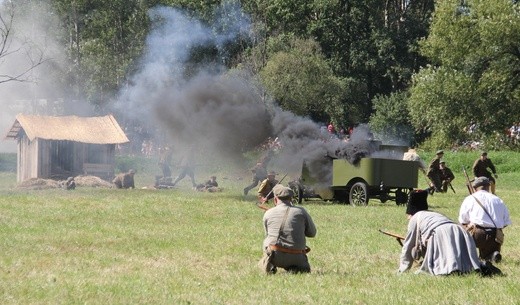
left=158, top=146, right=173, bottom=178
left=171, top=150, right=197, bottom=188
left=244, top=162, right=268, bottom=196
left=427, top=150, right=444, bottom=192
left=472, top=152, right=498, bottom=194
left=243, top=150, right=274, bottom=196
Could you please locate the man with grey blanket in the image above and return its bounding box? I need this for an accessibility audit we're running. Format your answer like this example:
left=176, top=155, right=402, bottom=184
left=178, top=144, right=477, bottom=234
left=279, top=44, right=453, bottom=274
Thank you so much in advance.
left=259, top=184, right=316, bottom=274
left=398, top=189, right=489, bottom=276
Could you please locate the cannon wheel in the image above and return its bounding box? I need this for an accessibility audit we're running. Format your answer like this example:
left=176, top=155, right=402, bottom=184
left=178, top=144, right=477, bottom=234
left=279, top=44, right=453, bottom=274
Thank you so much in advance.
left=395, top=188, right=411, bottom=205
left=349, top=182, right=368, bottom=206
left=290, top=183, right=303, bottom=205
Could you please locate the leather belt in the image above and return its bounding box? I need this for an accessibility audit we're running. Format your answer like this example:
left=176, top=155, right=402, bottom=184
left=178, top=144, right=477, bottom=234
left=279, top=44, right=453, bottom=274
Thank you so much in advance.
left=269, top=244, right=310, bottom=254
left=475, top=224, right=497, bottom=230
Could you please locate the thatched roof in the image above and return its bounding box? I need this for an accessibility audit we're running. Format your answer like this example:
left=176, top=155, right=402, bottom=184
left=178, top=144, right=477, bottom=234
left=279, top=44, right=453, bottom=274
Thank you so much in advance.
left=5, top=114, right=129, bottom=144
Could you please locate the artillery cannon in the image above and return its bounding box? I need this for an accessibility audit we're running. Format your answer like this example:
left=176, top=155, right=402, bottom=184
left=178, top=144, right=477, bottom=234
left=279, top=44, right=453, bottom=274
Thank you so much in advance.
left=289, top=145, right=420, bottom=206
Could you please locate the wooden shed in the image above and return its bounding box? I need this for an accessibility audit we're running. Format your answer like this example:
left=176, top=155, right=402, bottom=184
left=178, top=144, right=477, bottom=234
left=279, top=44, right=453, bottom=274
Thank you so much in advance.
left=5, top=114, right=129, bottom=182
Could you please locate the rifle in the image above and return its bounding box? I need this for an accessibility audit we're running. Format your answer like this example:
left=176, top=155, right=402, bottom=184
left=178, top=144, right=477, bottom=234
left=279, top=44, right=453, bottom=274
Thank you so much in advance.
left=256, top=172, right=289, bottom=211
left=462, top=166, right=474, bottom=194
left=378, top=229, right=405, bottom=246
left=256, top=203, right=270, bottom=211
left=448, top=181, right=456, bottom=194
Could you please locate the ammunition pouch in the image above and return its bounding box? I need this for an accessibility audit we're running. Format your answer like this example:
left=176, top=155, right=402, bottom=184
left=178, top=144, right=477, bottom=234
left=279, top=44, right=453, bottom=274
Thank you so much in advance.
left=258, top=248, right=276, bottom=274
left=495, top=229, right=504, bottom=244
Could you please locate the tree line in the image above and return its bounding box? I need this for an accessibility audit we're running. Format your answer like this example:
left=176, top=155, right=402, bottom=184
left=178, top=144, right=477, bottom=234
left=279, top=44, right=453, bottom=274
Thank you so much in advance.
left=3, top=0, right=520, bottom=149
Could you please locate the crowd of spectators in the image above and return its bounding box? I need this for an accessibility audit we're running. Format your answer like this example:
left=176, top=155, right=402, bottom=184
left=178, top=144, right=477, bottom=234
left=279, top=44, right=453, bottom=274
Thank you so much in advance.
left=321, top=123, right=354, bottom=142
left=507, top=122, right=520, bottom=145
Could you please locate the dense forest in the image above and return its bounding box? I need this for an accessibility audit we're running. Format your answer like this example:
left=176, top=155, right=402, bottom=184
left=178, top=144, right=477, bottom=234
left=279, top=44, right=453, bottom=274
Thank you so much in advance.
left=2, top=0, right=520, bottom=150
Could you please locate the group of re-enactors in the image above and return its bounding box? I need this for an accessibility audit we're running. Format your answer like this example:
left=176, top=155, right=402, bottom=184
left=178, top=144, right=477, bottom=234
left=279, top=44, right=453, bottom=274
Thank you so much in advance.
left=113, top=145, right=511, bottom=276
left=257, top=150, right=511, bottom=276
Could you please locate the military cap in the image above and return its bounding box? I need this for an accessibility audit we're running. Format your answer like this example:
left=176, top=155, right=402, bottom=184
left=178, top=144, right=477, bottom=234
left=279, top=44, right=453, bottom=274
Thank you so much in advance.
left=406, top=189, right=429, bottom=216
left=129, top=169, right=136, bottom=174
left=273, top=184, right=294, bottom=199
left=267, top=171, right=276, bottom=176
left=472, top=176, right=490, bottom=188
left=436, top=150, right=444, bottom=155
left=439, top=160, right=446, bottom=164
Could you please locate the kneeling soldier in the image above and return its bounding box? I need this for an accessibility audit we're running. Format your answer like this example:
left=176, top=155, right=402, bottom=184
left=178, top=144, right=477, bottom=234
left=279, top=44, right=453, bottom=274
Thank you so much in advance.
left=259, top=184, right=316, bottom=274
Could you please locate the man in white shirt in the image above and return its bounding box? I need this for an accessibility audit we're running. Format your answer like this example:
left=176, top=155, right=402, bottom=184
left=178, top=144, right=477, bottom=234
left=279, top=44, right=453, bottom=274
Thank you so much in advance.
left=459, top=177, right=511, bottom=263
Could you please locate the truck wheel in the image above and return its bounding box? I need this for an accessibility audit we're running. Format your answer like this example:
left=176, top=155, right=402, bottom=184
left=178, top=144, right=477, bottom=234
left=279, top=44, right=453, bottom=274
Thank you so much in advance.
left=349, top=182, right=368, bottom=206
left=290, top=183, right=303, bottom=205
left=395, top=188, right=410, bottom=205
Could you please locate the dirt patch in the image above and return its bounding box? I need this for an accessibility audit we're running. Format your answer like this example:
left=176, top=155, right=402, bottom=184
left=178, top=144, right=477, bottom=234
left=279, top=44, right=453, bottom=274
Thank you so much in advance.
left=74, top=175, right=113, bottom=188
left=17, top=175, right=113, bottom=190
left=17, top=178, right=61, bottom=190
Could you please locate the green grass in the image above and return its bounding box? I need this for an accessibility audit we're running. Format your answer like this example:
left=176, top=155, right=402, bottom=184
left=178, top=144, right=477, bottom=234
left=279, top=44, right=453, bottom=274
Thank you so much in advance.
left=1, top=151, right=519, bottom=304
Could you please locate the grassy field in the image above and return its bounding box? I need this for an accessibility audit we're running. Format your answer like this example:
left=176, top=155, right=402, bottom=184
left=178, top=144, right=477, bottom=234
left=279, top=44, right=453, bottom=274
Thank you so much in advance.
left=0, top=151, right=519, bottom=304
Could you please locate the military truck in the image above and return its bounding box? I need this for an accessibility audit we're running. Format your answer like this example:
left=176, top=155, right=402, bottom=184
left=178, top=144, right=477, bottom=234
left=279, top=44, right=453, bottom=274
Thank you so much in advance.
left=290, top=145, right=420, bottom=206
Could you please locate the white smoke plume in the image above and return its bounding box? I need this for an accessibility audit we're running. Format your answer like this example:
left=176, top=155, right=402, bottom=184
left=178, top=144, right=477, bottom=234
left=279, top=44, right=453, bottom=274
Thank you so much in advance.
left=0, top=1, right=69, bottom=152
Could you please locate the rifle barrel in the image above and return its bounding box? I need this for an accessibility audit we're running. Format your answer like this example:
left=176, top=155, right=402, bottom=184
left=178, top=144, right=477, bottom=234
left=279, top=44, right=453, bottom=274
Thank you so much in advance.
left=462, top=166, right=474, bottom=194
left=378, top=229, right=405, bottom=240
left=449, top=182, right=456, bottom=193
left=379, top=229, right=405, bottom=247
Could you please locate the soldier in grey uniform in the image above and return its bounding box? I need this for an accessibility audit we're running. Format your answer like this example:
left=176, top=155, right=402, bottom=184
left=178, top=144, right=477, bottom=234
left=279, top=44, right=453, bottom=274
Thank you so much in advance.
left=259, top=185, right=316, bottom=274
left=398, top=189, right=485, bottom=275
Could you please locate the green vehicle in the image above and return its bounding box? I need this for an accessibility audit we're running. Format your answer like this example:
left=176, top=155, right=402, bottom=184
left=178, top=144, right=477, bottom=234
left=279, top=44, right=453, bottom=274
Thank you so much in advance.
left=290, top=146, right=421, bottom=206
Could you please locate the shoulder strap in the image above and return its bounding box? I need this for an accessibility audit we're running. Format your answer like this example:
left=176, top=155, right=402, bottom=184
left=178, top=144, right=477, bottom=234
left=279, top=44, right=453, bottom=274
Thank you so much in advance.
left=276, top=206, right=291, bottom=243
left=471, top=194, right=498, bottom=228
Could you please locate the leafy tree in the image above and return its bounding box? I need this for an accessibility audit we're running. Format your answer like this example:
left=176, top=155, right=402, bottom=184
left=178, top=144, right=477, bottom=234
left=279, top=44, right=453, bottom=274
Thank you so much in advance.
left=408, top=66, right=475, bottom=147
left=243, top=0, right=434, bottom=124
left=369, top=91, right=415, bottom=143
left=409, top=0, right=520, bottom=145
left=51, top=0, right=149, bottom=110
left=259, top=35, right=347, bottom=124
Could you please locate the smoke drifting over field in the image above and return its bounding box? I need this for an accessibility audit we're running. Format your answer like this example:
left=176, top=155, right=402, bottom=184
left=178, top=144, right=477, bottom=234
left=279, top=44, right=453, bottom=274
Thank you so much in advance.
left=0, top=1, right=67, bottom=152
left=114, top=3, right=379, bottom=181
left=115, top=5, right=272, bottom=159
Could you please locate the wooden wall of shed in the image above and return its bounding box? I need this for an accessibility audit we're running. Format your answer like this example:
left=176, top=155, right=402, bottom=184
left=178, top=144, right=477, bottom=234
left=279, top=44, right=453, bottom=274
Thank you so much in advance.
left=16, top=137, right=117, bottom=182
left=73, top=143, right=86, bottom=173
left=16, top=135, right=41, bottom=182
left=39, top=139, right=52, bottom=178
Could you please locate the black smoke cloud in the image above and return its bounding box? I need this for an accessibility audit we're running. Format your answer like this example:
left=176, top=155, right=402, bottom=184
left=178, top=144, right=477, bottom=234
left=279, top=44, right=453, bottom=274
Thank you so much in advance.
left=115, top=4, right=272, bottom=159
left=114, top=3, right=379, bottom=182
left=153, top=72, right=273, bottom=154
